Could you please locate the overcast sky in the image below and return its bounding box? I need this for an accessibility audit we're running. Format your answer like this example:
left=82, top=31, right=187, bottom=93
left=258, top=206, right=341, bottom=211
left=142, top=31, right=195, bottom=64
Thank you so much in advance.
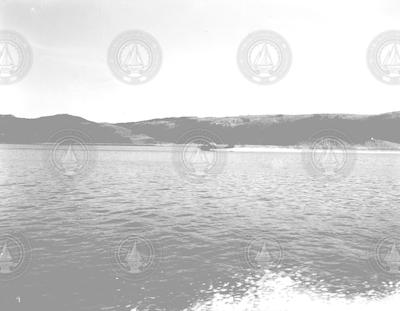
left=1, top=0, right=400, bottom=122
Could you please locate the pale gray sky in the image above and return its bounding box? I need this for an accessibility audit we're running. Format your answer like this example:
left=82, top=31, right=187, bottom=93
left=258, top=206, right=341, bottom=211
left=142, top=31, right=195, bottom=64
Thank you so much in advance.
left=1, top=0, right=400, bottom=122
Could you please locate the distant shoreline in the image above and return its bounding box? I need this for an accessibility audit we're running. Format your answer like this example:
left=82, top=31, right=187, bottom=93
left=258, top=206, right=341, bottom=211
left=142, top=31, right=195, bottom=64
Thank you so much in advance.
left=1, top=143, right=400, bottom=153
left=2, top=113, right=400, bottom=151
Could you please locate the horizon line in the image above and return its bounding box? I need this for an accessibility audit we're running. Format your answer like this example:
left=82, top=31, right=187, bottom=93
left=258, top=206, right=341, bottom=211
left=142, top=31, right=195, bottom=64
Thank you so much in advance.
left=1, top=111, right=399, bottom=124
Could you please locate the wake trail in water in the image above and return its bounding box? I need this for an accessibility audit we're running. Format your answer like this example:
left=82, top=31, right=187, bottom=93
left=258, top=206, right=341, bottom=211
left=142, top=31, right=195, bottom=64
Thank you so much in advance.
left=187, top=270, right=400, bottom=311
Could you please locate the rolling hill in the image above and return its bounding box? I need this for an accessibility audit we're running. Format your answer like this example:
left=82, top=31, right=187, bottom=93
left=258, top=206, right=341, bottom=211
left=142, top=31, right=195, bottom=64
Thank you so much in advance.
left=1, top=112, right=400, bottom=147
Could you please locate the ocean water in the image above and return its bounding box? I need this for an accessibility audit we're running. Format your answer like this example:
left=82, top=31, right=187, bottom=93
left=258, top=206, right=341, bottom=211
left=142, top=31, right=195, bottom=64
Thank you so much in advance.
left=1, top=145, right=400, bottom=311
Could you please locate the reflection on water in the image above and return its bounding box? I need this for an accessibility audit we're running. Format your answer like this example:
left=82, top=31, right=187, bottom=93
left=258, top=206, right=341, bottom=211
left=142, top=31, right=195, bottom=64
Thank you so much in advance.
left=0, top=145, right=400, bottom=310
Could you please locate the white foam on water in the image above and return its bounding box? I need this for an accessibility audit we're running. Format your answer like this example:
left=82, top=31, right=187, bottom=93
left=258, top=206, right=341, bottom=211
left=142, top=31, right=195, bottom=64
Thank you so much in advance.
left=187, top=271, right=400, bottom=311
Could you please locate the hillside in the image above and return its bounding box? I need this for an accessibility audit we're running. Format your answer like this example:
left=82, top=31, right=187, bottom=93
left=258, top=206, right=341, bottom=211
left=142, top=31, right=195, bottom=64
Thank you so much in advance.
left=0, top=112, right=400, bottom=147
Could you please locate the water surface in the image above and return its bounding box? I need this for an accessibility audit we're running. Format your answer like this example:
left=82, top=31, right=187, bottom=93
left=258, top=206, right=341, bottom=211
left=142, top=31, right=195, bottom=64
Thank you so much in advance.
left=1, top=145, right=400, bottom=310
